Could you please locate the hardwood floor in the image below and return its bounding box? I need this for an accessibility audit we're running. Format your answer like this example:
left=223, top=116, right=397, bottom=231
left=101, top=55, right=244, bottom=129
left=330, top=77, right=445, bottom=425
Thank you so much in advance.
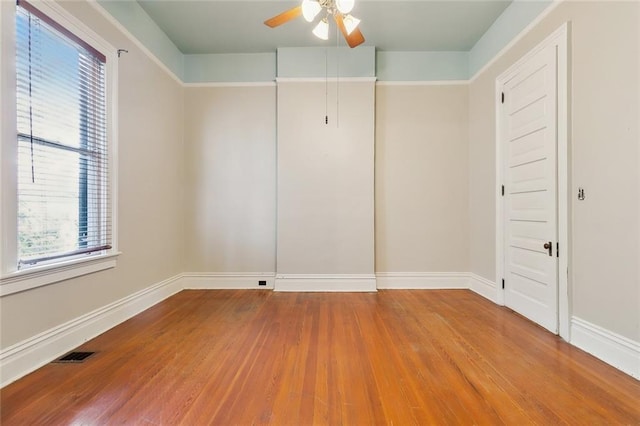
left=2, top=290, right=639, bottom=425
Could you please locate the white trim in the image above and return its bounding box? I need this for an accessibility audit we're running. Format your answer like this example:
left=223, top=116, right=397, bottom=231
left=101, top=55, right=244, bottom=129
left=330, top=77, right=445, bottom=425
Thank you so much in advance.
left=0, top=274, right=182, bottom=388
left=108, top=40, right=120, bottom=270
left=495, top=62, right=505, bottom=308
left=375, top=80, right=468, bottom=86
left=495, top=23, right=570, bottom=339
left=181, top=272, right=275, bottom=290
left=183, top=81, right=276, bottom=88
left=86, top=0, right=183, bottom=86
left=0, top=253, right=120, bottom=296
left=0, top=0, right=18, bottom=275
left=376, top=272, right=498, bottom=303
left=555, top=23, right=570, bottom=339
left=275, top=274, right=377, bottom=292
left=468, top=273, right=498, bottom=303
left=276, top=77, right=377, bottom=83
left=570, top=317, right=640, bottom=380
left=470, top=0, right=563, bottom=82
left=375, top=272, right=467, bottom=290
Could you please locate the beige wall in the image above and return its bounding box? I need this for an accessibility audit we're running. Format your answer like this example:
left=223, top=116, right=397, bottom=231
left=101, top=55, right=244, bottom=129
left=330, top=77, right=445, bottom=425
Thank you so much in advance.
left=183, top=87, right=276, bottom=273
left=0, top=1, right=185, bottom=348
left=469, top=1, right=639, bottom=340
left=277, top=81, right=375, bottom=275
left=468, top=75, right=496, bottom=281
left=376, top=85, right=469, bottom=272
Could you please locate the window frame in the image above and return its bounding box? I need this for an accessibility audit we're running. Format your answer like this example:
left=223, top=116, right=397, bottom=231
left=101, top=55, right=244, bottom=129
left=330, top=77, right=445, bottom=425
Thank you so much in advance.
left=0, top=0, right=119, bottom=297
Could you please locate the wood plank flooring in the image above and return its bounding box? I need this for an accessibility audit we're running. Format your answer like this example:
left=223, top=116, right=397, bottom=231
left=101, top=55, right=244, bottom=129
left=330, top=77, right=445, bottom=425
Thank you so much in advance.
left=1, top=290, right=639, bottom=425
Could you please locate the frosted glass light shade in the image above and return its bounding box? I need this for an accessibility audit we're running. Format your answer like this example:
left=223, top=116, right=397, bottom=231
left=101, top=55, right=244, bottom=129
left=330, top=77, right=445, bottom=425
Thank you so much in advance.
left=336, top=0, right=354, bottom=14
left=343, top=14, right=360, bottom=35
left=301, top=0, right=322, bottom=22
left=312, top=18, right=329, bottom=40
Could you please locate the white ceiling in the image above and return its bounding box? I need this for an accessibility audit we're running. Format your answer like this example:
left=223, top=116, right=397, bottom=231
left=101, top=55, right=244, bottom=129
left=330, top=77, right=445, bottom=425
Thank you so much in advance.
left=137, top=0, right=512, bottom=54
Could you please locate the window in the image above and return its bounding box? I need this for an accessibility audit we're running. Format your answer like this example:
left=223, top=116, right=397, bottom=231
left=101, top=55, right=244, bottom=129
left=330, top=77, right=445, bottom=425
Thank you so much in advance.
left=0, top=0, right=117, bottom=295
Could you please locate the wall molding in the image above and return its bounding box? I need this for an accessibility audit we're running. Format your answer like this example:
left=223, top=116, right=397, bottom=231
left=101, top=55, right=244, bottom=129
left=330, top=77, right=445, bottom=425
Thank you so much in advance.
left=0, top=273, right=182, bottom=388
left=181, top=272, right=275, bottom=290
left=468, top=273, right=498, bottom=303
left=276, top=77, right=377, bottom=84
left=376, top=272, right=468, bottom=290
left=376, top=80, right=468, bottom=87
left=183, top=82, right=276, bottom=88
left=275, top=274, right=377, bottom=292
left=377, top=272, right=498, bottom=304
left=570, top=317, right=640, bottom=380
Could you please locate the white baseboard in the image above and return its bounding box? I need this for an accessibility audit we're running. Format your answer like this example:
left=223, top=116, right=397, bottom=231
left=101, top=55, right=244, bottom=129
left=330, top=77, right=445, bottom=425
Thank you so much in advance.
left=275, top=274, right=377, bottom=292
left=570, top=317, right=640, bottom=380
left=468, top=273, right=498, bottom=303
left=376, top=272, right=468, bottom=289
left=181, top=272, right=275, bottom=290
left=0, top=274, right=182, bottom=388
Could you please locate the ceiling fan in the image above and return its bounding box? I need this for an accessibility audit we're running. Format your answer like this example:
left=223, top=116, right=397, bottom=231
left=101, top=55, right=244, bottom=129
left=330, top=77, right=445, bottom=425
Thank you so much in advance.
left=264, top=0, right=365, bottom=48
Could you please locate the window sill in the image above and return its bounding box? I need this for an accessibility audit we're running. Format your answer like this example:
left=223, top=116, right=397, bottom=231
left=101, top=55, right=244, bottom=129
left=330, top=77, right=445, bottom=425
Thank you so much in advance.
left=0, top=252, right=121, bottom=297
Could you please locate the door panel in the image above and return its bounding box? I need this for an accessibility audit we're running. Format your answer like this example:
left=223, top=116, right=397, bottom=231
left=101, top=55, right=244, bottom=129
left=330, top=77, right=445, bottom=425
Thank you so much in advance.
left=510, top=221, right=548, bottom=253
left=510, top=192, right=547, bottom=222
left=510, top=161, right=548, bottom=192
left=509, top=98, right=547, bottom=135
left=510, top=130, right=548, bottom=167
left=509, top=273, right=549, bottom=309
left=510, top=63, right=546, bottom=105
left=503, top=44, right=559, bottom=333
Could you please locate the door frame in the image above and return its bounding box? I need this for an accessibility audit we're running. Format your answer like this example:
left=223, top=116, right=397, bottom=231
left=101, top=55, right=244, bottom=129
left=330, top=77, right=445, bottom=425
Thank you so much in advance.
left=495, top=23, right=570, bottom=340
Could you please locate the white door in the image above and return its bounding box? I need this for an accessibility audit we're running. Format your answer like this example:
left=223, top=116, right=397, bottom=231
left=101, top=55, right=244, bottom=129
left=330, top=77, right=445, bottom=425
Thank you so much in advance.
left=501, top=43, right=559, bottom=333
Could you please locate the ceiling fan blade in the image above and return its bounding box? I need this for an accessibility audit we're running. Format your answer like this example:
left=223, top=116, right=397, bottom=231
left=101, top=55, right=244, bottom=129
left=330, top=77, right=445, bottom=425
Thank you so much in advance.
left=264, top=6, right=302, bottom=28
left=334, top=14, right=365, bottom=48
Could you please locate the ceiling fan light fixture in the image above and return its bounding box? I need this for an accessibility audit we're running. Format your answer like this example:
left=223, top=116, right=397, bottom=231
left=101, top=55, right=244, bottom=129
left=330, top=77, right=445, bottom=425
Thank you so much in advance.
left=264, top=1, right=364, bottom=48
left=336, top=0, right=355, bottom=14
left=312, top=17, right=329, bottom=40
left=301, top=0, right=322, bottom=22
left=343, top=14, right=360, bottom=35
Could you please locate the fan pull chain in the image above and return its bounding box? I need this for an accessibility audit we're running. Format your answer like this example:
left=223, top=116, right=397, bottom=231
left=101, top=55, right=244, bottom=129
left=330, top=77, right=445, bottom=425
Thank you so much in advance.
left=325, top=47, right=328, bottom=125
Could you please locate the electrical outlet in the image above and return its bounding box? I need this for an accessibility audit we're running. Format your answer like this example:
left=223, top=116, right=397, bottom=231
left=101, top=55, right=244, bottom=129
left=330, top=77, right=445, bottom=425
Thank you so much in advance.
left=258, top=280, right=267, bottom=286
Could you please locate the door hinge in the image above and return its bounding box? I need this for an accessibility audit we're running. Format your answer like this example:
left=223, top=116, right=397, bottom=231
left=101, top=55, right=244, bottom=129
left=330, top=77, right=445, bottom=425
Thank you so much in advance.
left=501, top=92, right=505, bottom=104
left=501, top=185, right=505, bottom=196
left=502, top=278, right=505, bottom=289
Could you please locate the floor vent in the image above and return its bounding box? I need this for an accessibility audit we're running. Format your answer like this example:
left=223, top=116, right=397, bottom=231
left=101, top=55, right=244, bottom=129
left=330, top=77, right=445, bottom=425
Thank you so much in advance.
left=53, top=351, right=96, bottom=363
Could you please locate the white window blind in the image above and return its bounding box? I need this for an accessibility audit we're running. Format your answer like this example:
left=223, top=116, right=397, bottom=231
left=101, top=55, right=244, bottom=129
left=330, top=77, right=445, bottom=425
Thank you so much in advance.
left=15, top=0, right=111, bottom=268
